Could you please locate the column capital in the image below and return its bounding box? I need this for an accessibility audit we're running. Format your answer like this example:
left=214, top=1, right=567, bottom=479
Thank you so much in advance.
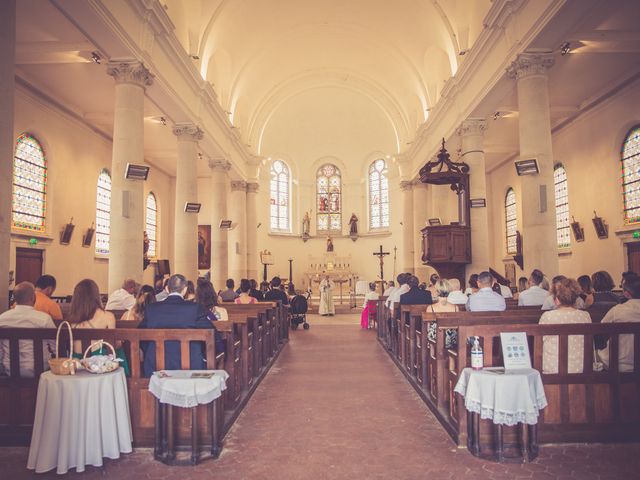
left=172, top=123, right=204, bottom=141
left=107, top=61, right=154, bottom=87
left=458, top=118, right=487, bottom=137
left=230, top=180, right=247, bottom=192
left=208, top=158, right=231, bottom=171
left=246, top=182, right=259, bottom=193
left=506, top=51, right=555, bottom=80
left=400, top=180, right=414, bottom=191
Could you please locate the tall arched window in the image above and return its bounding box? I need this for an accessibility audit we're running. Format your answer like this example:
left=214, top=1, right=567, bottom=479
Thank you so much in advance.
left=316, top=164, right=341, bottom=232
left=505, top=188, right=517, bottom=254
left=95, top=169, right=111, bottom=255
left=269, top=160, right=290, bottom=231
left=12, top=133, right=47, bottom=232
left=369, top=159, right=389, bottom=229
left=622, top=126, right=640, bottom=223
left=554, top=164, right=570, bottom=248
left=146, top=192, right=158, bottom=257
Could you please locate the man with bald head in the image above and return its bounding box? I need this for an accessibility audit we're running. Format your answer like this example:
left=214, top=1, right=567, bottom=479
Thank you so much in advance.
left=0, top=282, right=55, bottom=377
left=105, top=278, right=138, bottom=310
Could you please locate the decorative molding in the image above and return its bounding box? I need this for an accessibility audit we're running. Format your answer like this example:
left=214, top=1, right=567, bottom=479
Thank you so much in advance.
left=458, top=118, right=487, bottom=137
left=208, top=158, right=231, bottom=172
left=246, top=182, right=259, bottom=193
left=172, top=123, right=204, bottom=141
left=106, top=61, right=154, bottom=87
left=506, top=50, right=555, bottom=80
left=484, top=0, right=526, bottom=29
left=230, top=180, right=247, bottom=192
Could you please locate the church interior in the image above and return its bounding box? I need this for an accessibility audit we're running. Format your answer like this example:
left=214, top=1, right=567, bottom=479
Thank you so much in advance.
left=1, top=0, right=640, bottom=478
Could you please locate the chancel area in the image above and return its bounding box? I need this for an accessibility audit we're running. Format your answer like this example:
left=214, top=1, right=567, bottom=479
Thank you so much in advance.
left=1, top=0, right=640, bottom=478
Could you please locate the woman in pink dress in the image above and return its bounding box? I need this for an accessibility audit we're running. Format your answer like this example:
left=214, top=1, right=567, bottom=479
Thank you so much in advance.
left=235, top=279, right=257, bottom=304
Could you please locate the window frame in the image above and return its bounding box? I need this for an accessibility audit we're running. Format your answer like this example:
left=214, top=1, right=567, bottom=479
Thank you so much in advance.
left=316, top=164, right=342, bottom=233
left=95, top=168, right=112, bottom=255
left=269, top=159, right=291, bottom=232
left=146, top=192, right=158, bottom=258
left=553, top=164, right=571, bottom=249
left=505, top=187, right=517, bottom=254
left=12, top=133, right=47, bottom=233
left=622, top=125, right=640, bottom=224
left=368, top=158, right=390, bottom=230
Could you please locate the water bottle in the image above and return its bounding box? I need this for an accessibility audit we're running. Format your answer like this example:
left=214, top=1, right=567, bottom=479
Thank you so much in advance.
left=471, top=336, right=484, bottom=370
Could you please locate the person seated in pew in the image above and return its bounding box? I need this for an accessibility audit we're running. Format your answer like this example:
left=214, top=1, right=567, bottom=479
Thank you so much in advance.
left=464, top=274, right=479, bottom=296
left=105, top=278, right=138, bottom=311
left=185, top=280, right=196, bottom=302
left=539, top=278, right=592, bottom=374
left=0, top=282, right=55, bottom=377
left=360, top=282, right=379, bottom=329
left=427, top=273, right=440, bottom=299
left=235, top=279, right=258, bottom=304
left=33, top=275, right=63, bottom=321
left=264, top=276, right=290, bottom=305
left=121, top=284, right=155, bottom=321
left=383, top=280, right=395, bottom=296
left=385, top=273, right=410, bottom=311
left=429, top=280, right=458, bottom=312
left=618, top=271, right=638, bottom=304
left=196, top=280, right=227, bottom=355
left=219, top=278, right=239, bottom=302
left=466, top=272, right=506, bottom=312
left=155, top=277, right=170, bottom=302
left=139, top=274, right=214, bottom=377
left=577, top=275, right=595, bottom=308
left=445, top=278, right=467, bottom=306
left=493, top=279, right=513, bottom=298
left=513, top=276, right=528, bottom=302
left=542, top=276, right=585, bottom=311
left=249, top=279, right=264, bottom=301
left=598, top=277, right=640, bottom=372
left=591, top=270, right=622, bottom=307
left=518, top=269, right=550, bottom=306
left=400, top=275, right=433, bottom=305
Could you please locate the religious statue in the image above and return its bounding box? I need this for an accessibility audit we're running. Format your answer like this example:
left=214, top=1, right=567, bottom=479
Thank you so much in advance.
left=327, top=237, right=334, bottom=252
left=349, top=213, right=358, bottom=236
left=319, top=275, right=335, bottom=316
left=143, top=231, right=150, bottom=270
left=302, top=211, right=310, bottom=236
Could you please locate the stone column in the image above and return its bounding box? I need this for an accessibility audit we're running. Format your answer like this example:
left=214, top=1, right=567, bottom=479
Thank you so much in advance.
left=228, top=180, right=247, bottom=282
left=507, top=51, right=558, bottom=277
left=458, top=118, right=490, bottom=274
left=246, top=182, right=259, bottom=281
left=208, top=158, right=230, bottom=291
left=400, top=181, right=415, bottom=274
left=412, top=182, right=431, bottom=280
left=106, top=61, right=153, bottom=293
left=173, top=124, right=202, bottom=281
left=0, top=0, right=15, bottom=312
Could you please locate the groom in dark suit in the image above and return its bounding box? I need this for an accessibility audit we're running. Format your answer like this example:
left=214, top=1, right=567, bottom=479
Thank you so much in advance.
left=399, top=275, right=433, bottom=305
left=139, top=274, right=213, bottom=377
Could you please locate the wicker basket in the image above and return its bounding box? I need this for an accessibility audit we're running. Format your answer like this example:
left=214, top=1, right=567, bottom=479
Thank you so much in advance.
left=48, top=321, right=80, bottom=375
left=80, top=340, right=120, bottom=374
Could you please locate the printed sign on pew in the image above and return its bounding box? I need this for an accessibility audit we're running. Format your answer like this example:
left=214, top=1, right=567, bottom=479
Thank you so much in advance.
left=500, top=332, right=531, bottom=369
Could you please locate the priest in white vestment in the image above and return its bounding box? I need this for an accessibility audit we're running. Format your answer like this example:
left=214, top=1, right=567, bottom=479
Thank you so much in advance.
left=319, top=276, right=335, bottom=316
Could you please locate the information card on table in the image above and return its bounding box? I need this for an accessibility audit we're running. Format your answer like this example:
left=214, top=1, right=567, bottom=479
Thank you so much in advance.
left=500, top=332, right=531, bottom=369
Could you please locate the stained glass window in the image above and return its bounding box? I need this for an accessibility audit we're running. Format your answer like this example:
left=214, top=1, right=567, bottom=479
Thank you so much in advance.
left=554, top=164, right=570, bottom=248
left=12, top=133, right=47, bottom=232
left=316, top=164, right=341, bottom=232
left=369, top=159, right=389, bottom=229
left=505, top=188, right=517, bottom=254
left=95, top=169, right=111, bottom=255
left=622, top=126, right=640, bottom=223
left=146, top=192, right=158, bottom=257
left=270, top=160, right=290, bottom=231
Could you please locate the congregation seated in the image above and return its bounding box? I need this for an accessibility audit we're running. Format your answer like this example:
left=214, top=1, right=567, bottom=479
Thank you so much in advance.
left=577, top=275, right=595, bottom=308
left=598, top=277, right=640, bottom=372
left=249, top=279, right=264, bottom=301
left=139, top=274, right=213, bottom=377
left=463, top=273, right=479, bottom=296
left=493, top=279, right=513, bottom=298
left=121, top=284, right=156, bottom=321
left=105, top=278, right=138, bottom=310
left=195, top=280, right=227, bottom=354
left=155, top=277, right=170, bottom=302
left=362, top=282, right=379, bottom=308
left=512, top=276, right=528, bottom=301
left=466, top=271, right=506, bottom=312
left=235, top=279, right=258, bottom=304
left=219, top=278, right=239, bottom=302
left=427, top=274, right=439, bottom=299
left=591, top=270, right=621, bottom=307
left=445, top=278, right=467, bottom=306
left=0, top=282, right=55, bottom=377
left=539, top=278, right=592, bottom=374
left=360, top=282, right=378, bottom=329
left=542, top=276, right=585, bottom=310
left=264, top=276, right=289, bottom=305
left=34, top=274, right=63, bottom=321
left=383, top=280, right=395, bottom=296
left=385, top=273, right=410, bottom=311
left=429, top=280, right=458, bottom=312
left=185, top=280, right=196, bottom=301
left=618, top=271, right=639, bottom=304
left=518, top=269, right=550, bottom=306
left=400, top=275, right=433, bottom=305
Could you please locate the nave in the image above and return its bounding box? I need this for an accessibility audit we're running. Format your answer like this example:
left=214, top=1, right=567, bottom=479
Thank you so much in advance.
left=2, top=315, right=640, bottom=480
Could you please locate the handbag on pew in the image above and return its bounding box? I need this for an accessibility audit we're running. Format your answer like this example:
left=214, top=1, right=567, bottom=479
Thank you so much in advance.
left=49, top=321, right=81, bottom=375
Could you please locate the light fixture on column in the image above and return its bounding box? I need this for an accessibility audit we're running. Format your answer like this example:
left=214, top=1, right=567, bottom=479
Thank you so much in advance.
left=515, top=159, right=539, bottom=176
left=90, top=51, right=102, bottom=64
left=219, top=219, right=232, bottom=229
left=560, top=42, right=571, bottom=56
left=470, top=198, right=487, bottom=208
left=125, top=163, right=150, bottom=180
left=184, top=202, right=201, bottom=213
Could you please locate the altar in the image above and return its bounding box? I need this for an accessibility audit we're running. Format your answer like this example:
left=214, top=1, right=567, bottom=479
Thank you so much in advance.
left=303, top=253, right=357, bottom=304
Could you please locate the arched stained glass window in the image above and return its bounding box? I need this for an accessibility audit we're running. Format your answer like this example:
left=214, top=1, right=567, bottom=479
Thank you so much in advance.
left=95, top=169, right=111, bottom=255
left=622, top=126, right=640, bottom=223
left=316, top=164, right=341, bottom=232
left=554, top=164, right=570, bottom=248
left=269, top=160, right=290, bottom=231
left=369, top=159, right=389, bottom=229
left=12, top=133, right=47, bottom=232
left=146, top=192, right=158, bottom=257
left=505, top=188, right=517, bottom=254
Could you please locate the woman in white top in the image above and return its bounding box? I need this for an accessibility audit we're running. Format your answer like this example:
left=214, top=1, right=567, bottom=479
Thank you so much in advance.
left=539, top=278, right=592, bottom=374
left=360, top=282, right=379, bottom=329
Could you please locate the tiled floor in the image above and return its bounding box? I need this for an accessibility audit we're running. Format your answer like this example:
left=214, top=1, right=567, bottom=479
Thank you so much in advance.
left=3, top=315, right=640, bottom=479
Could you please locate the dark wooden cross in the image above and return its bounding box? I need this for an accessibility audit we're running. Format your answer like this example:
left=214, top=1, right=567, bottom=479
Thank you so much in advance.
left=373, top=245, right=390, bottom=281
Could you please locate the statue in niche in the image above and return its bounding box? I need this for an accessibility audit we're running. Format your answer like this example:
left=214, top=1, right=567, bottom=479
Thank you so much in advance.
left=302, top=211, right=310, bottom=236
left=327, top=237, right=334, bottom=252
left=349, top=214, right=358, bottom=236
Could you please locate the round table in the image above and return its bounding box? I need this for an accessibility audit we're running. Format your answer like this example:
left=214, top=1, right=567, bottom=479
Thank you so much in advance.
left=27, top=369, right=132, bottom=474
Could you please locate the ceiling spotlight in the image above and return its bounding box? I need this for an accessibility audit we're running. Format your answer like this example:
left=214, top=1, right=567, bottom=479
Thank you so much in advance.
left=560, top=42, right=571, bottom=56
left=459, top=49, right=469, bottom=56
left=190, top=54, right=200, bottom=60
left=160, top=116, right=166, bottom=126
left=493, top=111, right=501, bottom=120
left=91, top=51, right=101, bottom=64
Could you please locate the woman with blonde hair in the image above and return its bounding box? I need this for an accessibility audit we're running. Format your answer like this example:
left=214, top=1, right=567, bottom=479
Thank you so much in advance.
left=430, top=279, right=458, bottom=313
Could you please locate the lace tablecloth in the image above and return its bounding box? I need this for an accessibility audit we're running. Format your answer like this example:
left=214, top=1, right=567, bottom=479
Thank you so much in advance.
left=149, top=370, right=229, bottom=408
left=454, top=368, right=548, bottom=426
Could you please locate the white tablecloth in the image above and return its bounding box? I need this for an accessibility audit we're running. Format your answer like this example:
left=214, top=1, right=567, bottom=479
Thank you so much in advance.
left=149, top=370, right=229, bottom=408
left=27, top=369, right=132, bottom=474
left=454, top=368, right=548, bottom=426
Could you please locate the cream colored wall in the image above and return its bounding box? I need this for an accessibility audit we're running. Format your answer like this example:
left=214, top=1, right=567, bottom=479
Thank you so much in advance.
left=9, top=87, right=175, bottom=296
left=486, top=80, right=640, bottom=283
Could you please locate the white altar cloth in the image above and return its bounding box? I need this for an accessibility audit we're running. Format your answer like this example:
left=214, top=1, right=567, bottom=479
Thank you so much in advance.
left=149, top=370, right=229, bottom=408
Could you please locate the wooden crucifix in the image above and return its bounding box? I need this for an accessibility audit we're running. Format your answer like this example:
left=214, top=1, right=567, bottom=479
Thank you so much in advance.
left=373, top=245, right=390, bottom=281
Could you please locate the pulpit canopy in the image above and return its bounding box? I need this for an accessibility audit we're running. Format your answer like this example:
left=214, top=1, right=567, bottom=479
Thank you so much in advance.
left=419, top=138, right=469, bottom=195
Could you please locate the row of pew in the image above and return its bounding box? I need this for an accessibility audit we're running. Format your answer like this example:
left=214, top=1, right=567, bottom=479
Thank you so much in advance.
left=373, top=297, right=640, bottom=452
left=0, top=301, right=289, bottom=449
